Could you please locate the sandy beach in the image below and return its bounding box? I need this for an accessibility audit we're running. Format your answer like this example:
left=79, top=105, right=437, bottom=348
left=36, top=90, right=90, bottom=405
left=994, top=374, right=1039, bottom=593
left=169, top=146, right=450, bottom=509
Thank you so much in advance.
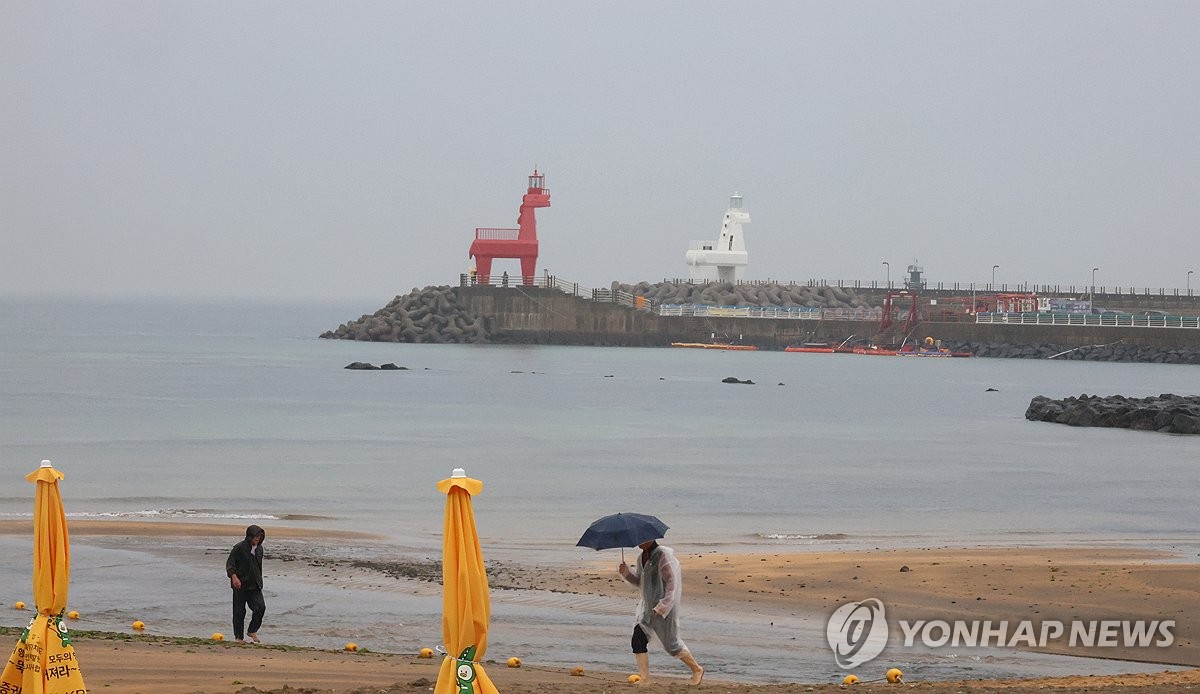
left=4, top=520, right=1199, bottom=692
left=619, top=546, right=1200, bottom=667
left=46, top=635, right=1200, bottom=693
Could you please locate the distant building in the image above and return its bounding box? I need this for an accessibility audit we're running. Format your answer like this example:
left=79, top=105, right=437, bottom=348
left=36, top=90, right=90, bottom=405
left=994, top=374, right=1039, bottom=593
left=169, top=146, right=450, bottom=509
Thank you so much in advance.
left=685, top=193, right=750, bottom=283
left=905, top=262, right=926, bottom=290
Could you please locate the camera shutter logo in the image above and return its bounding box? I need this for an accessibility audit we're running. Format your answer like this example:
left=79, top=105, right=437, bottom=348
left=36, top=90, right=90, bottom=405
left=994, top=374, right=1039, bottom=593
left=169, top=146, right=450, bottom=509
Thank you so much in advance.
left=827, top=599, right=888, bottom=669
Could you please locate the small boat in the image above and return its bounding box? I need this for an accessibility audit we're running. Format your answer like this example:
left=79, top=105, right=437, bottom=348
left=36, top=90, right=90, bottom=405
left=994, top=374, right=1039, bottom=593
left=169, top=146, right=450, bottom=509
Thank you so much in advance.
left=894, top=337, right=971, bottom=358
left=784, top=336, right=856, bottom=354
left=895, top=347, right=971, bottom=358
left=671, top=342, right=759, bottom=351
left=784, top=343, right=836, bottom=353
left=787, top=335, right=970, bottom=358
left=849, top=344, right=898, bottom=355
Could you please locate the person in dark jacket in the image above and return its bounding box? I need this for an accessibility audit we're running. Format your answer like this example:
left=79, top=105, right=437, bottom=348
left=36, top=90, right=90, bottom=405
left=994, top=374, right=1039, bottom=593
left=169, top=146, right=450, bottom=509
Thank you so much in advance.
left=226, top=524, right=266, bottom=643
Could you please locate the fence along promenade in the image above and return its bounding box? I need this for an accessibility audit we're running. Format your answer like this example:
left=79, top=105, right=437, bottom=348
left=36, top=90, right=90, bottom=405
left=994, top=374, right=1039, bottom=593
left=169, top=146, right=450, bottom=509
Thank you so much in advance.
left=665, top=277, right=1199, bottom=299
left=976, top=312, right=1200, bottom=329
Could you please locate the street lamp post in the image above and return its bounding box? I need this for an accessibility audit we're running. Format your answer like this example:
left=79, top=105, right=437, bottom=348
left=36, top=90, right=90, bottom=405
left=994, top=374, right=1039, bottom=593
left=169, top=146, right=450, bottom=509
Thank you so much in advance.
left=1189, top=270, right=1194, bottom=295
left=882, top=261, right=890, bottom=288
left=992, top=264, right=999, bottom=291
left=1090, top=267, right=1099, bottom=310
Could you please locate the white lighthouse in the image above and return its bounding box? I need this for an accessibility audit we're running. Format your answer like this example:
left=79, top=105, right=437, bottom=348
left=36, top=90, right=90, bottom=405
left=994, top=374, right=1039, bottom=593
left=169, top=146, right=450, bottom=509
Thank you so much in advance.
left=685, top=192, right=750, bottom=283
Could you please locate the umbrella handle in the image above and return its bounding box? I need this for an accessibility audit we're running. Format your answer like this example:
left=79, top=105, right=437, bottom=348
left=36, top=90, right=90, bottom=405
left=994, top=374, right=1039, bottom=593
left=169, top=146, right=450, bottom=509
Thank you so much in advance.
left=621, top=547, right=625, bottom=564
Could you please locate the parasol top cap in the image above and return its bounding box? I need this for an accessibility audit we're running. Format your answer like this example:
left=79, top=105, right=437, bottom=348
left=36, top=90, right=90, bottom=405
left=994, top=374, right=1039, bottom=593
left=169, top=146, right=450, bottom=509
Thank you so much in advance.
left=437, top=468, right=481, bottom=495
left=40, top=460, right=52, bottom=468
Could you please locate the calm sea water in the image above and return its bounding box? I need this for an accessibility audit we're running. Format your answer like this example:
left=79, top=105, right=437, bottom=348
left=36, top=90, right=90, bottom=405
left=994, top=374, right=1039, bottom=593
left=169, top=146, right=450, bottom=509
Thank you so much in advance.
left=0, top=297, right=1196, bottom=683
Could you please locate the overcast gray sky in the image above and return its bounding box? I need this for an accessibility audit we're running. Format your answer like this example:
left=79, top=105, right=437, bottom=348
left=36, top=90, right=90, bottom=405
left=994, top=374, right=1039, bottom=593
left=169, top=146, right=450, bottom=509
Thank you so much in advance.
left=3, top=2, right=1197, bottom=302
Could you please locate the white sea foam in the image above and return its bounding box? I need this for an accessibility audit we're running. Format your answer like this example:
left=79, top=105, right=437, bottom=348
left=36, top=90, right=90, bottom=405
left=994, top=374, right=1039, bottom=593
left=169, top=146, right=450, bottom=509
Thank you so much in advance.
left=3, top=510, right=281, bottom=520
left=72, top=509, right=282, bottom=520
left=758, top=532, right=850, bottom=541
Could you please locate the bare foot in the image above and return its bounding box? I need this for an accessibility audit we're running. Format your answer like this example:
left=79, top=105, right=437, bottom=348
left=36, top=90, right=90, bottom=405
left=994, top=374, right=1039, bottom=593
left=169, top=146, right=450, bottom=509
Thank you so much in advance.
left=234, top=639, right=246, bottom=644
left=247, top=633, right=261, bottom=643
left=690, top=667, right=704, bottom=685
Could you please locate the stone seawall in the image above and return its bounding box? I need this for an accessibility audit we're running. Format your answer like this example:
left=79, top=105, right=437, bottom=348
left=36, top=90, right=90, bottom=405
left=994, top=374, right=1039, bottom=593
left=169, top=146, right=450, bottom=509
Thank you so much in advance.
left=948, top=341, right=1200, bottom=364
left=319, top=282, right=1200, bottom=363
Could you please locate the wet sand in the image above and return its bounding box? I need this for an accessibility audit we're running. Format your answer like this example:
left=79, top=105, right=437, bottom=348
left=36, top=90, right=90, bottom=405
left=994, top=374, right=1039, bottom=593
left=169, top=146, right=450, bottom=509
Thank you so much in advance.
left=3, top=520, right=1199, bottom=690
left=570, top=545, right=1200, bottom=667
left=59, top=636, right=1200, bottom=693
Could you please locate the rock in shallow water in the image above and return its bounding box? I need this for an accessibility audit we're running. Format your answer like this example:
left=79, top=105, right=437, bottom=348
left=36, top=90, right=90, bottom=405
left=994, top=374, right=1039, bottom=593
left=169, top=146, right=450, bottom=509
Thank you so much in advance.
left=721, top=376, right=755, bottom=385
left=1025, top=393, right=1200, bottom=434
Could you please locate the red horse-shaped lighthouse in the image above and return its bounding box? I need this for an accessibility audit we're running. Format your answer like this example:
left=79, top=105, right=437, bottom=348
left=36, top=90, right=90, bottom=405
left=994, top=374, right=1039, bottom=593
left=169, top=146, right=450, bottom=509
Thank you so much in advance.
left=469, top=170, right=550, bottom=285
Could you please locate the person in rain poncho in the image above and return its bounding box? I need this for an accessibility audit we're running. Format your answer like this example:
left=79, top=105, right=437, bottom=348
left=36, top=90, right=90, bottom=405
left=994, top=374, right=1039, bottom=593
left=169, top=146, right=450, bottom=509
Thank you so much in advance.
left=226, top=524, right=267, bottom=643
left=619, top=539, right=704, bottom=684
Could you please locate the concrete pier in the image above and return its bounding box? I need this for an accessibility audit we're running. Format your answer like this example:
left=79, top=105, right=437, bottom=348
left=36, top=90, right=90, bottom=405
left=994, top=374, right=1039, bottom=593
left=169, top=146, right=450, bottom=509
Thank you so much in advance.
left=460, top=286, right=1200, bottom=350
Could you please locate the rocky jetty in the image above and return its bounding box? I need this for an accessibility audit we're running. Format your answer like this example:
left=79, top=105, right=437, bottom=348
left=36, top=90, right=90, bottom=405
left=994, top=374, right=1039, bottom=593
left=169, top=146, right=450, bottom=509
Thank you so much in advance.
left=613, top=280, right=871, bottom=308
left=943, top=341, right=1200, bottom=364
left=319, top=282, right=1199, bottom=364
left=320, top=286, right=491, bottom=344
left=319, top=281, right=875, bottom=345
left=1025, top=394, right=1200, bottom=434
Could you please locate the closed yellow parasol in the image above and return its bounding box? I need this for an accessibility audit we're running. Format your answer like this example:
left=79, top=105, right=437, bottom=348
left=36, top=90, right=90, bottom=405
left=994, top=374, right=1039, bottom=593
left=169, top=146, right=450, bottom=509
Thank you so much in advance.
left=2, top=460, right=87, bottom=693
left=434, top=468, right=498, bottom=694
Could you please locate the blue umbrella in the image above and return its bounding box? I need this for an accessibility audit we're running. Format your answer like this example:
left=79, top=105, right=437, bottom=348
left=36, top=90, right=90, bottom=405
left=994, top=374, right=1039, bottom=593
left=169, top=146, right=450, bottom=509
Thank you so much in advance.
left=577, top=513, right=668, bottom=562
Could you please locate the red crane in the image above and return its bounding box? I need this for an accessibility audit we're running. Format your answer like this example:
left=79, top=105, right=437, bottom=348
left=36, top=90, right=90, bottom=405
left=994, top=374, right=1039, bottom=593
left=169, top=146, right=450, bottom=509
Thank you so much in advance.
left=879, top=289, right=920, bottom=337
left=468, top=170, right=550, bottom=285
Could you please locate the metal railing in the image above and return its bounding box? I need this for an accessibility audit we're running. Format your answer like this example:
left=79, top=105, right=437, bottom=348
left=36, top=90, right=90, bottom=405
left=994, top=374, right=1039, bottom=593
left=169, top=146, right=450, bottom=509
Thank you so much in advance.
left=975, top=312, right=1200, bottom=329
left=656, top=304, right=823, bottom=319
left=473, top=228, right=520, bottom=240
left=462, top=273, right=539, bottom=287
left=822, top=307, right=885, bottom=321
left=660, top=277, right=1198, bottom=298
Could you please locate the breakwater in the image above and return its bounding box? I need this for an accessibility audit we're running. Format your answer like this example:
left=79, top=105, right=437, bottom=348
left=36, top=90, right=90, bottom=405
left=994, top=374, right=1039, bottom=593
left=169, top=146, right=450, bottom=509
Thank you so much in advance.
left=319, top=281, right=1200, bottom=363
left=946, top=341, right=1200, bottom=364
left=1026, top=394, right=1200, bottom=434
left=613, top=280, right=871, bottom=308
left=319, top=286, right=492, bottom=343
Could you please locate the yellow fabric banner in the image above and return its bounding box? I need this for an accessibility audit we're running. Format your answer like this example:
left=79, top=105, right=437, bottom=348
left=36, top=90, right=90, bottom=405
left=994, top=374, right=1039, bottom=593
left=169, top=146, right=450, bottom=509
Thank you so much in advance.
left=1, top=614, right=86, bottom=694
